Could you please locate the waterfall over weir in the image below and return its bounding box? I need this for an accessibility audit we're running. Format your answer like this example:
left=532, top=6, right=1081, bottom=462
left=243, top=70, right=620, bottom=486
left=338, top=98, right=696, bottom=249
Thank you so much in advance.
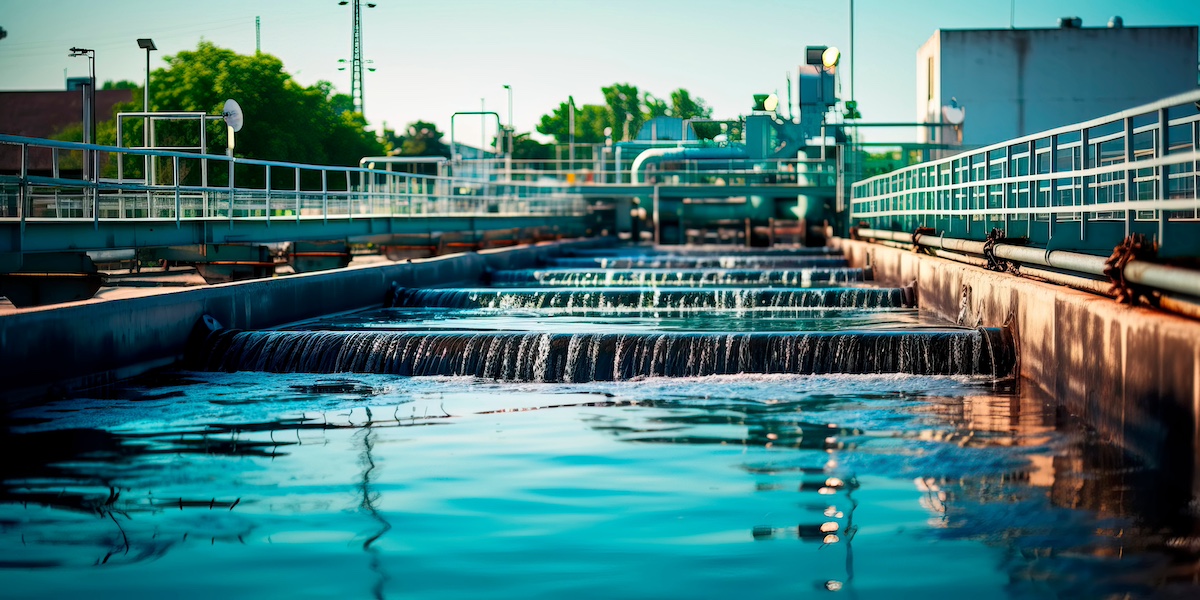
left=387, top=286, right=912, bottom=310
left=563, top=246, right=839, bottom=257
left=200, top=329, right=1013, bottom=382
left=489, top=268, right=869, bottom=287
left=543, top=256, right=850, bottom=269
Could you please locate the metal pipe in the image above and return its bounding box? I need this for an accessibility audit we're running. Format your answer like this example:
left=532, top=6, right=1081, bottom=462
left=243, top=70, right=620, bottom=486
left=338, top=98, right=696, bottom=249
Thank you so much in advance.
left=857, top=228, right=1200, bottom=305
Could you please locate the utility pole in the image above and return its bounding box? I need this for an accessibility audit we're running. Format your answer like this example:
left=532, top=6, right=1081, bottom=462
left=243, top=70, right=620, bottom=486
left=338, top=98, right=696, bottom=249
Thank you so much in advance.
left=256, top=16, right=261, bottom=53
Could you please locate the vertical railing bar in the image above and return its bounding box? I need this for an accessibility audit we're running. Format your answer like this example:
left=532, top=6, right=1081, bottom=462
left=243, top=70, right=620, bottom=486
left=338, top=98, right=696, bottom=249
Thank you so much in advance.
left=295, top=167, right=301, bottom=224
left=265, top=165, right=271, bottom=227
left=174, top=155, right=181, bottom=228
left=1158, top=106, right=1169, bottom=245
left=1080, top=124, right=1090, bottom=241
left=1124, top=116, right=1135, bottom=238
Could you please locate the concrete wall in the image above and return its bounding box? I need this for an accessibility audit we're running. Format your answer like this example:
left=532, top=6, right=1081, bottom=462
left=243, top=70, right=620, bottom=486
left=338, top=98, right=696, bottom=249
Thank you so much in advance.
left=837, top=238, right=1200, bottom=496
left=1, top=239, right=607, bottom=402
left=917, top=26, right=1199, bottom=145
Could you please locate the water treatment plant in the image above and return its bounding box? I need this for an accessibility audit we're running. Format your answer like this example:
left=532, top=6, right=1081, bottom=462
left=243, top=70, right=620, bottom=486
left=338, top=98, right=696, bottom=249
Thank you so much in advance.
left=3, top=4, right=1200, bottom=598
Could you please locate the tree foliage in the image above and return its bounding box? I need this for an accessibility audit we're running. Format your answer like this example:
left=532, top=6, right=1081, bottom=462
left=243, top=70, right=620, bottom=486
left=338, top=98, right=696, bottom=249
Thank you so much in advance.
left=382, top=120, right=451, bottom=157
left=55, top=42, right=382, bottom=173
left=147, top=42, right=382, bottom=166
left=535, top=83, right=717, bottom=143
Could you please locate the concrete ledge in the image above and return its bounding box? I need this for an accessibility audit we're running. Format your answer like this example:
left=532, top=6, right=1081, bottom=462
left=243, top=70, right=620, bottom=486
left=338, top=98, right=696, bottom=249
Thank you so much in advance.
left=0, top=238, right=610, bottom=403
left=836, top=238, right=1200, bottom=488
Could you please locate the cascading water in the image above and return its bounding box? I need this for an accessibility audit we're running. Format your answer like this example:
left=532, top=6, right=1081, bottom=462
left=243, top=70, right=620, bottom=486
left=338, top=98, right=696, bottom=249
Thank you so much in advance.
left=200, top=329, right=1013, bottom=381
left=543, top=256, right=851, bottom=269
left=488, top=267, right=869, bottom=287
left=387, top=286, right=912, bottom=310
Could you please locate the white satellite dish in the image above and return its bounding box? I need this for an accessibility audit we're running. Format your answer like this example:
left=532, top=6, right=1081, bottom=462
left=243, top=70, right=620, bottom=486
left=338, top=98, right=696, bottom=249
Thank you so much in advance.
left=223, top=99, right=244, bottom=133
left=941, top=104, right=965, bottom=126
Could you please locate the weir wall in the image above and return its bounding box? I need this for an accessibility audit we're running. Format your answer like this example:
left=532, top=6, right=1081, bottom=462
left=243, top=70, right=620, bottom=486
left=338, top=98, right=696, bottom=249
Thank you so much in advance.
left=836, top=238, right=1200, bottom=498
left=1, top=239, right=606, bottom=402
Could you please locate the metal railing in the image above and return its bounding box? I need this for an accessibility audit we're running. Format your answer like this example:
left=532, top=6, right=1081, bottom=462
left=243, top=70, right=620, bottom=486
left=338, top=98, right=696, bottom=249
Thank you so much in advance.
left=448, top=156, right=839, bottom=187
left=0, top=135, right=587, bottom=227
left=850, top=90, right=1200, bottom=257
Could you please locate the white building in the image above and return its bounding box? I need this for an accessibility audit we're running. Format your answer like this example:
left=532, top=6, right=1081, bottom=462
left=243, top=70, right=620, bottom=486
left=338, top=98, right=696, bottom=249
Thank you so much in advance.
left=917, top=21, right=1198, bottom=146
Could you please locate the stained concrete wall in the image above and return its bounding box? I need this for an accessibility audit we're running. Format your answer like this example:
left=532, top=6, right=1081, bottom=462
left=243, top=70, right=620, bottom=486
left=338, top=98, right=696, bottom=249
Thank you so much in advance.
left=1, top=239, right=607, bottom=402
left=836, top=238, right=1200, bottom=496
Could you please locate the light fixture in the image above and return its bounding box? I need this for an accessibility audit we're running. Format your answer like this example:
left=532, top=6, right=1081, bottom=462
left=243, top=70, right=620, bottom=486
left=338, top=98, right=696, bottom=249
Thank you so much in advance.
left=763, top=94, right=779, bottom=112
left=822, top=46, right=840, bottom=69
left=137, top=38, right=156, bottom=51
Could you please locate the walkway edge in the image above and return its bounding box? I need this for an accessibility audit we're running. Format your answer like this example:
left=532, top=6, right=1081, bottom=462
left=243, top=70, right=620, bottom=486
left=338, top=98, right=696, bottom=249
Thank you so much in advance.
left=0, top=238, right=609, bottom=404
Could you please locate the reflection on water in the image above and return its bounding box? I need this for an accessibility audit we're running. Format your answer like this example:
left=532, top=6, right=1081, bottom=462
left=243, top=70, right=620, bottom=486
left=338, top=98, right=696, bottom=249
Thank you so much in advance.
left=2, top=372, right=1198, bottom=598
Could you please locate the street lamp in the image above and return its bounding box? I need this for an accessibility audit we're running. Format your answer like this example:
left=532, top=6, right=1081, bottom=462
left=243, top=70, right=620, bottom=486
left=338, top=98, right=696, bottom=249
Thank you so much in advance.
left=137, top=38, right=156, bottom=183
left=68, top=47, right=96, bottom=182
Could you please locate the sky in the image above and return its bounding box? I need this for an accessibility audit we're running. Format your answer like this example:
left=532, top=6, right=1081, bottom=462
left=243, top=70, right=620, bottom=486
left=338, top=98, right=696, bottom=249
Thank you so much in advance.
left=1, top=0, right=1198, bottom=147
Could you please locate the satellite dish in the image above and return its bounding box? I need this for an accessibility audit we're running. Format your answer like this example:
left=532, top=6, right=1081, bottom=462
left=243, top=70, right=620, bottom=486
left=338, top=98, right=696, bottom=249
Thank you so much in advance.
left=941, top=104, right=965, bottom=126
left=222, top=99, right=244, bottom=133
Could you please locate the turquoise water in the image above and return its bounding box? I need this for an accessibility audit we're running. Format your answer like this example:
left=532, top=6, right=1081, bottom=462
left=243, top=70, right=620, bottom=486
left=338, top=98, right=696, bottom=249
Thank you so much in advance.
left=2, top=373, right=1194, bottom=598
left=2, top=246, right=1197, bottom=598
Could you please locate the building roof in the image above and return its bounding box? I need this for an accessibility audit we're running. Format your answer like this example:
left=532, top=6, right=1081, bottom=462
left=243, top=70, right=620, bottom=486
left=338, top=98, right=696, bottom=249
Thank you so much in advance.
left=0, top=89, right=134, bottom=172
left=0, top=89, right=134, bottom=139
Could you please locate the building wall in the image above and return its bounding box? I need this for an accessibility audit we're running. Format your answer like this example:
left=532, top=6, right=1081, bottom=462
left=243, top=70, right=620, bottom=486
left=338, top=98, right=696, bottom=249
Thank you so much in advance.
left=917, top=26, right=1199, bottom=146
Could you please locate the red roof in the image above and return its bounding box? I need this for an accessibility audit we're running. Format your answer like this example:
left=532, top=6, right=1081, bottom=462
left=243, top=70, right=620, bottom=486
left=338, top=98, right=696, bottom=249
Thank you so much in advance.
left=0, top=89, right=134, bottom=172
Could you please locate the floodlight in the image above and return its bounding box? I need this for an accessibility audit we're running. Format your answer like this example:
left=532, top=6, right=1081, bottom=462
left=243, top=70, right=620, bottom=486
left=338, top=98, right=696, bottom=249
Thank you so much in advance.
left=822, top=47, right=840, bottom=68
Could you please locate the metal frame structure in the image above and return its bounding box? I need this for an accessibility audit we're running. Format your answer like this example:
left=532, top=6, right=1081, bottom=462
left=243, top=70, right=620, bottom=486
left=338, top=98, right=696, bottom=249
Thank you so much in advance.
left=850, top=90, right=1200, bottom=257
left=0, top=134, right=588, bottom=254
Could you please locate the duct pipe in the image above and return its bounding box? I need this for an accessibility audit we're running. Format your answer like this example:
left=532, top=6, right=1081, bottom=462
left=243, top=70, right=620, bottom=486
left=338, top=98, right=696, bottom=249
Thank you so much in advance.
left=630, top=146, right=749, bottom=184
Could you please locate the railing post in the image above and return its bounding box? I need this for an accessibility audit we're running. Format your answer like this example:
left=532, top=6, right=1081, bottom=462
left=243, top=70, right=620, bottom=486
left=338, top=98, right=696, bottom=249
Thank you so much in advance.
left=265, top=165, right=272, bottom=227
left=295, top=167, right=301, bottom=223
left=1124, top=116, right=1135, bottom=238
left=1080, top=126, right=1089, bottom=241
left=52, top=147, right=60, bottom=218
left=321, top=169, right=328, bottom=224
left=18, top=143, right=27, bottom=230
left=228, top=156, right=235, bottom=226
left=1048, top=135, right=1058, bottom=240
left=1158, top=106, right=1170, bottom=246
left=173, top=155, right=181, bottom=228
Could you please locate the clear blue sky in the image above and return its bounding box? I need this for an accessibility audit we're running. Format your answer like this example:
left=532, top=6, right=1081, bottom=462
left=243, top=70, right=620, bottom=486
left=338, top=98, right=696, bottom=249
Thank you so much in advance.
left=1, top=0, right=1198, bottom=146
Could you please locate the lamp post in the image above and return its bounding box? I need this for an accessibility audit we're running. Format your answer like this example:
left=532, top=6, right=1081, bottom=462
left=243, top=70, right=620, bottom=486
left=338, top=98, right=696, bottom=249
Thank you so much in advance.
left=68, top=47, right=96, bottom=184
left=137, top=38, right=156, bottom=183
left=503, top=84, right=513, bottom=177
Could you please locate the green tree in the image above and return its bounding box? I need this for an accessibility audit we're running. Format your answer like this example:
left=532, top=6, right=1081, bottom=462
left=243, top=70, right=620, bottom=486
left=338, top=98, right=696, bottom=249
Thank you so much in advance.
left=510, top=133, right=553, bottom=161
left=643, top=92, right=670, bottom=119
left=55, top=42, right=383, bottom=187
left=102, top=80, right=139, bottom=91
left=382, top=120, right=451, bottom=157
left=536, top=98, right=607, bottom=144
left=535, top=84, right=718, bottom=143
left=602, top=83, right=643, bottom=141
left=669, top=88, right=717, bottom=139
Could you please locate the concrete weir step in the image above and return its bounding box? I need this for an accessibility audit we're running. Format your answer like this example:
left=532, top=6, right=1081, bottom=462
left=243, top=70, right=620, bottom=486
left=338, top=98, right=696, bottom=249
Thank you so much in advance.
left=541, top=256, right=850, bottom=269
left=386, top=286, right=914, bottom=309
left=488, top=268, right=871, bottom=287
left=198, top=328, right=1014, bottom=381
left=562, top=246, right=843, bottom=257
